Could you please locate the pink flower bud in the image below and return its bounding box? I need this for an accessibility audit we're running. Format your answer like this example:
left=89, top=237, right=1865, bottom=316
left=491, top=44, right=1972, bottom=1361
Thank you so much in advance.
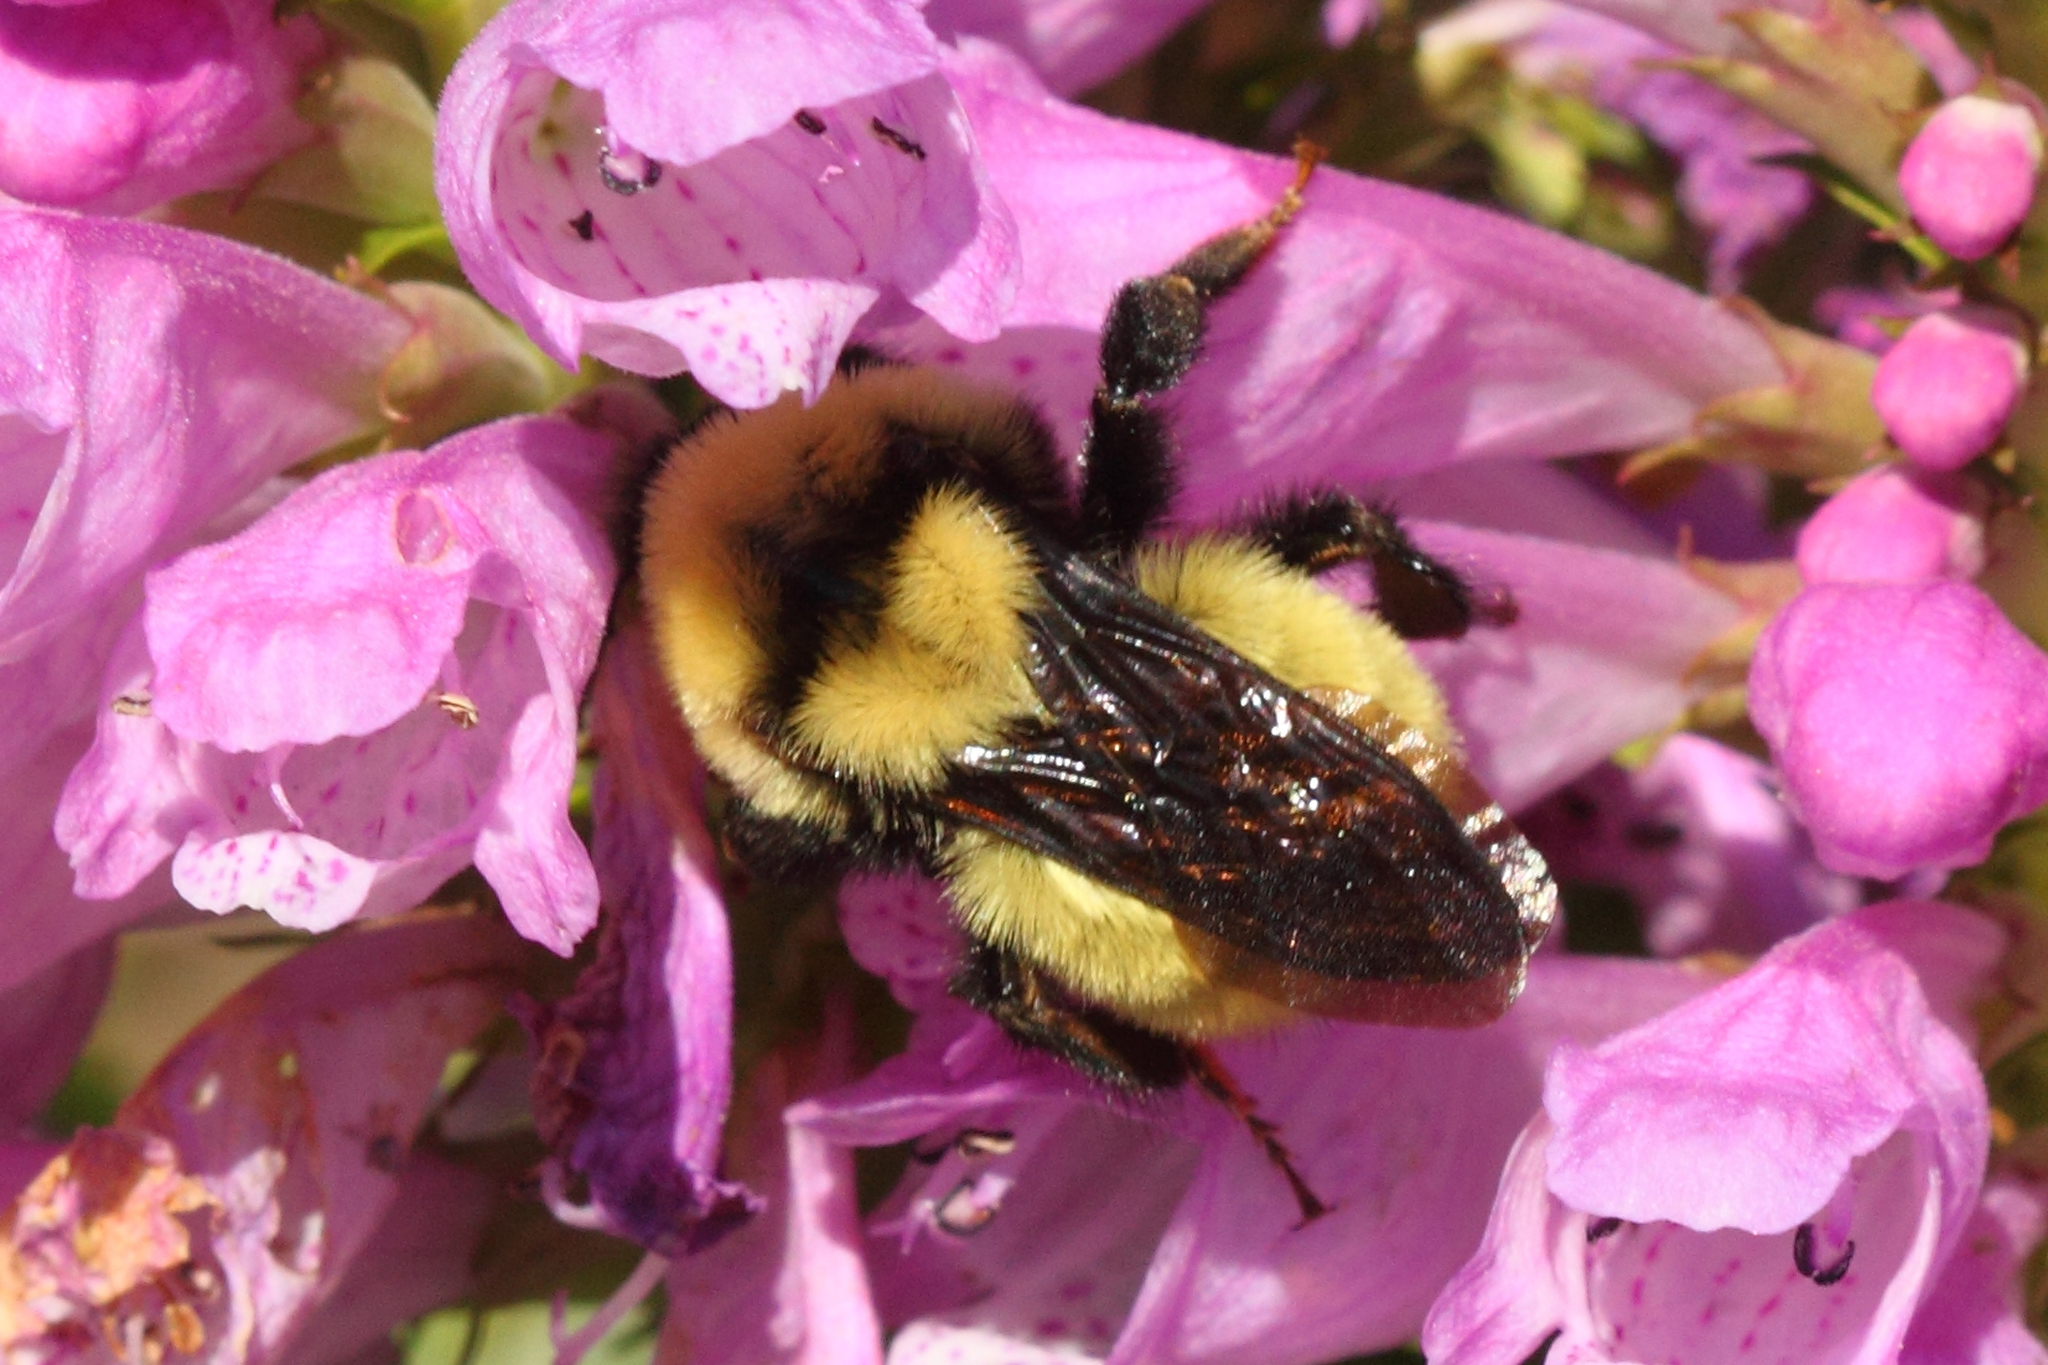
left=1870, top=308, right=2030, bottom=471
left=1899, top=95, right=2043, bottom=261
left=1748, top=581, right=2048, bottom=879
left=1795, top=465, right=1986, bottom=585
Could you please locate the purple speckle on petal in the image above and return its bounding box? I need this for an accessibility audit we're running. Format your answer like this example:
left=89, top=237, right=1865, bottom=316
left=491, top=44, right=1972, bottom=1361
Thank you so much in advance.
left=394, top=491, right=454, bottom=565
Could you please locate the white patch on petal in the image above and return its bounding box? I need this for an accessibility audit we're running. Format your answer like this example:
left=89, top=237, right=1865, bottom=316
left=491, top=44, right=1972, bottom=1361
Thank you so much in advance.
left=172, top=829, right=378, bottom=931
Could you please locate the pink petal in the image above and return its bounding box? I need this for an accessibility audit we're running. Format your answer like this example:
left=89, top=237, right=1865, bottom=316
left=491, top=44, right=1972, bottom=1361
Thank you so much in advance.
left=1543, top=902, right=1997, bottom=1239
left=1404, top=516, right=1745, bottom=811
left=4, top=710, right=178, bottom=996
left=889, top=40, right=1781, bottom=513
left=522, top=625, right=757, bottom=1254
left=0, top=0, right=325, bottom=213
left=1901, top=1177, right=2048, bottom=1365
left=0, top=209, right=408, bottom=666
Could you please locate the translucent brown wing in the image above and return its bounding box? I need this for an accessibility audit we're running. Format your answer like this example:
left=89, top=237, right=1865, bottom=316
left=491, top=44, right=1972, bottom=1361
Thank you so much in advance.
left=936, top=550, right=1556, bottom=1026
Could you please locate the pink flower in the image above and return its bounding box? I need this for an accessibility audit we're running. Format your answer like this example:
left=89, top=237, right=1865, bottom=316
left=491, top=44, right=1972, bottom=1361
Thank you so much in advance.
left=1796, top=465, right=1987, bottom=586
left=1900, top=95, right=2044, bottom=262
left=0, top=913, right=520, bottom=1364
left=434, top=0, right=1019, bottom=409
left=55, top=415, right=619, bottom=951
left=1519, top=734, right=1859, bottom=956
left=0, top=0, right=326, bottom=214
left=1872, top=309, right=2031, bottom=471
left=1423, top=901, right=2002, bottom=1365
left=1748, top=580, right=2048, bottom=879
left=0, top=208, right=409, bottom=993
left=520, top=624, right=757, bottom=1254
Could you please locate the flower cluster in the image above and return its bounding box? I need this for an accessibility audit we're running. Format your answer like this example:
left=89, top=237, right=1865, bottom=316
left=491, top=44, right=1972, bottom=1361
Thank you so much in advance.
left=3, top=1, right=2048, bottom=1363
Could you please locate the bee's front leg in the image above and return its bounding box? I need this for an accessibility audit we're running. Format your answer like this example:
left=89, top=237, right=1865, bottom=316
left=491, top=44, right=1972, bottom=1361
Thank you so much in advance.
left=1078, top=145, right=1322, bottom=554
left=1243, top=490, right=1517, bottom=641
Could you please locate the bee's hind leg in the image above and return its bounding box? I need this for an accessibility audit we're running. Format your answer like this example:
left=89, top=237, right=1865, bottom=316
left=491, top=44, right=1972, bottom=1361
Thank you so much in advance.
left=1185, top=1044, right=1331, bottom=1228
left=953, top=942, right=1332, bottom=1228
left=952, top=941, right=1190, bottom=1090
left=1245, top=490, right=1516, bottom=641
left=1078, top=144, right=1322, bottom=554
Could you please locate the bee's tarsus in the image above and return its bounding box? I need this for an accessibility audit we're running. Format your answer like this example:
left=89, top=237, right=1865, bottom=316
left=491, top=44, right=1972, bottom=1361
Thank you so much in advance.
left=1186, top=1045, right=1331, bottom=1228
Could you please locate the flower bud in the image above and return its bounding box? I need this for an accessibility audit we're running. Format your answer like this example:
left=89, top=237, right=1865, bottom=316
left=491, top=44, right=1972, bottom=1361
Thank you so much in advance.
left=1870, top=308, right=2030, bottom=471
left=1899, top=95, right=2042, bottom=261
left=1795, top=465, right=1986, bottom=585
left=1748, top=581, right=2048, bottom=879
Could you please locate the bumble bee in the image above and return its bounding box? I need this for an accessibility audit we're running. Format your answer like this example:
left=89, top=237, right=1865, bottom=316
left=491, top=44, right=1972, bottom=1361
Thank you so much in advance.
left=638, top=151, right=1556, bottom=1220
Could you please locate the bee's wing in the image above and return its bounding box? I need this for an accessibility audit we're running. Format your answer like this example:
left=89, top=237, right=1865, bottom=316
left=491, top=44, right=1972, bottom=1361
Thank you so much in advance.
left=938, top=551, right=1557, bottom=1026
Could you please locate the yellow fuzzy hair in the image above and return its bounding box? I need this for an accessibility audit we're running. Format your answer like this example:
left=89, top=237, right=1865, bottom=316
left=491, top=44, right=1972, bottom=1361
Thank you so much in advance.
left=639, top=368, right=1048, bottom=811
left=946, top=535, right=1457, bottom=1039
left=789, top=485, right=1040, bottom=786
